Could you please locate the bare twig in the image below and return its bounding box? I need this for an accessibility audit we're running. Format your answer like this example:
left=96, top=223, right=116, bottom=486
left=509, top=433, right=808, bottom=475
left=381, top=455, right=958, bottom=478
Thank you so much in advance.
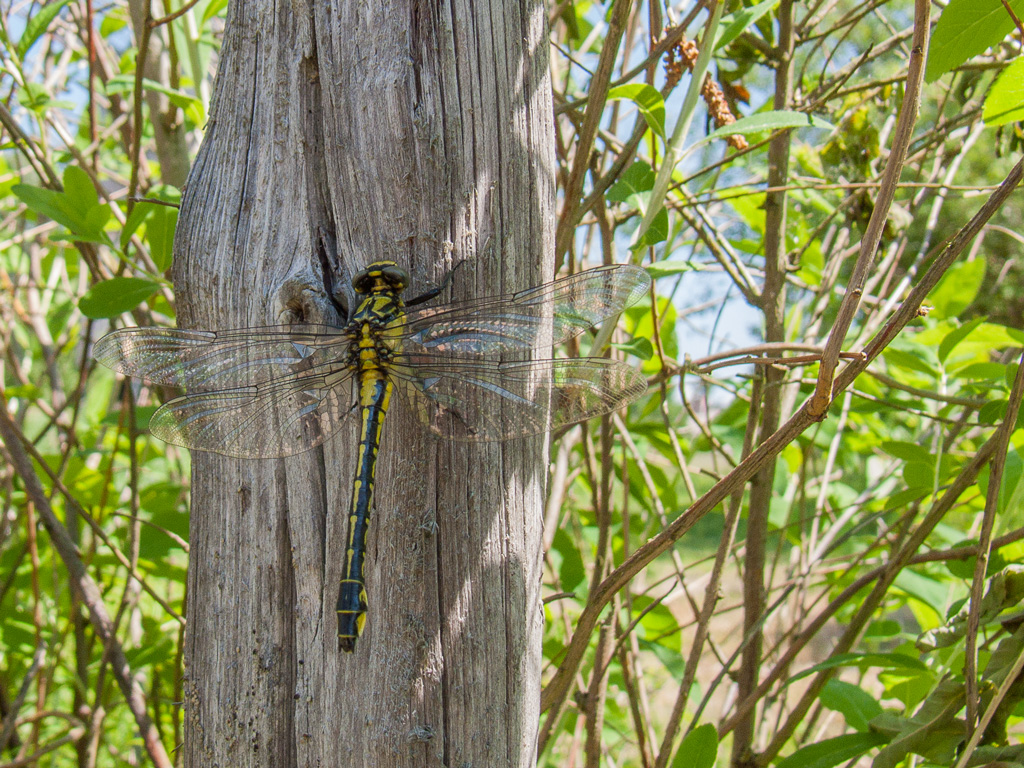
left=0, top=393, right=173, bottom=768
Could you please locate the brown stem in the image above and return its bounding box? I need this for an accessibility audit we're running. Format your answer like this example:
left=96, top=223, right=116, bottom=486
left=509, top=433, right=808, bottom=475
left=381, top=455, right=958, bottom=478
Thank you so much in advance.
left=556, top=0, right=634, bottom=260
left=540, top=152, right=1024, bottom=720
left=0, top=392, right=174, bottom=768
left=964, top=348, right=1024, bottom=734
left=808, top=0, right=930, bottom=419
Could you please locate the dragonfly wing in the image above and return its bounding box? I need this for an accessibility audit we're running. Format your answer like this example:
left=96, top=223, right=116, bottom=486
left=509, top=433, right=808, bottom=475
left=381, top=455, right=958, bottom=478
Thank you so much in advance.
left=149, top=369, right=357, bottom=458
left=92, top=325, right=351, bottom=391
left=398, top=264, right=650, bottom=355
left=391, top=355, right=647, bottom=441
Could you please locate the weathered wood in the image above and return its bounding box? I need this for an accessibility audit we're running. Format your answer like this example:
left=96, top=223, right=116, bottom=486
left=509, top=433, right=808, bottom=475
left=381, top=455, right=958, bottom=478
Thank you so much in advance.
left=174, top=1, right=553, bottom=766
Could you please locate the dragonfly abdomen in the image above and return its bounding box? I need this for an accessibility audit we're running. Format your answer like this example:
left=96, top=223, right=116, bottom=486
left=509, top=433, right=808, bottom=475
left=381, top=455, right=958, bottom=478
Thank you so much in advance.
left=336, top=368, right=394, bottom=652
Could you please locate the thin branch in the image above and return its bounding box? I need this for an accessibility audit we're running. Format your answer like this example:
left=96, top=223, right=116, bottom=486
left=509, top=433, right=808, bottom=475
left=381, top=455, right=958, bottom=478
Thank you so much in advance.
left=0, top=392, right=173, bottom=768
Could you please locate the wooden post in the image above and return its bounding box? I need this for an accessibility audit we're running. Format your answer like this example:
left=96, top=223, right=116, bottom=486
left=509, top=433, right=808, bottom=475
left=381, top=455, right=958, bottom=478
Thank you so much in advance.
left=173, top=1, right=553, bottom=766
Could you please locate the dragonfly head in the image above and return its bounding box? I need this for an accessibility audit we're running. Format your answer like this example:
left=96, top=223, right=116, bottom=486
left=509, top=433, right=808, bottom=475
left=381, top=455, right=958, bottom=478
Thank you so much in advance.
left=352, top=261, right=410, bottom=295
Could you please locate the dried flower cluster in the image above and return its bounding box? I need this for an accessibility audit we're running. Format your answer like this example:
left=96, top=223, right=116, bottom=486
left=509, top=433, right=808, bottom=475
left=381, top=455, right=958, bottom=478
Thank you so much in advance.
left=663, top=30, right=749, bottom=150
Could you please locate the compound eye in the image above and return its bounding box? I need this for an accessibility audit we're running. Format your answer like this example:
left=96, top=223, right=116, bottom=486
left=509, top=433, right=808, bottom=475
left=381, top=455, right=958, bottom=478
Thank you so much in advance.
left=382, top=265, right=409, bottom=290
left=352, top=268, right=374, bottom=293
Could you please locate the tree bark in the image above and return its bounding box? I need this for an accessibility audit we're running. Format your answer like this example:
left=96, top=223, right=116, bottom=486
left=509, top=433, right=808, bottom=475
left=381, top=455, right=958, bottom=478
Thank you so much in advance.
left=172, top=2, right=553, bottom=766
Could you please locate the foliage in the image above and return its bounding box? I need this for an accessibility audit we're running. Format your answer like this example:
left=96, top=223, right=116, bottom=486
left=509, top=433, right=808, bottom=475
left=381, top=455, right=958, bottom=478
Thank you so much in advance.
left=1, top=0, right=1023, bottom=767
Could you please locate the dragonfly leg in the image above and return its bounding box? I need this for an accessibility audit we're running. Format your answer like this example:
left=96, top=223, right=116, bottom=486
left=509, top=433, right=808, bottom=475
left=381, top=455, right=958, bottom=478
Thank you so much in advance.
left=404, top=259, right=468, bottom=307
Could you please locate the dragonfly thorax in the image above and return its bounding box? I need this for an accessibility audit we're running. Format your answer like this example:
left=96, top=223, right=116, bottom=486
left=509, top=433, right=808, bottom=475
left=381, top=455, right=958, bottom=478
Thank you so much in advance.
left=344, top=274, right=408, bottom=374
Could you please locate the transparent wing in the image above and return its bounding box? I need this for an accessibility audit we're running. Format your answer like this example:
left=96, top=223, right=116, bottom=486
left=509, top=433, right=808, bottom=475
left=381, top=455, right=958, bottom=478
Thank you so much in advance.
left=391, top=354, right=647, bottom=441
left=148, top=369, right=358, bottom=458
left=398, top=264, right=650, bottom=355
left=92, top=325, right=350, bottom=391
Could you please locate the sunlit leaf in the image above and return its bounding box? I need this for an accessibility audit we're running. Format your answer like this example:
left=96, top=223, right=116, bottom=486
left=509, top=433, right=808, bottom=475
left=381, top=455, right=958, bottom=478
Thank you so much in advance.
left=79, top=277, right=161, bottom=318
left=12, top=166, right=112, bottom=244
left=671, top=724, right=718, bottom=768
left=16, top=0, right=72, bottom=59
left=145, top=205, right=178, bottom=272
left=607, top=83, right=666, bottom=138
left=926, top=0, right=1024, bottom=82
left=105, top=74, right=202, bottom=114
left=928, top=259, right=986, bottom=320
left=608, top=161, right=655, bottom=205
left=551, top=529, right=585, bottom=592
left=819, top=680, right=883, bottom=732
left=63, top=165, right=98, bottom=209
left=880, top=441, right=932, bottom=464
left=788, top=652, right=927, bottom=683
left=705, top=111, right=834, bottom=143
left=938, top=317, right=987, bottom=364
left=776, top=733, right=887, bottom=768
left=612, top=336, right=654, bottom=360
left=715, top=0, right=779, bottom=51
left=983, top=58, right=1024, bottom=126
left=645, top=260, right=695, bottom=279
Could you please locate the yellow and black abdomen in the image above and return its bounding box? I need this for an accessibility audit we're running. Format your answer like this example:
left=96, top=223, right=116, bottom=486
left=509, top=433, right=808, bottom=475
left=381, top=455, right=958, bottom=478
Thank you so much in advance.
left=336, top=276, right=406, bottom=652
left=336, top=367, right=393, bottom=652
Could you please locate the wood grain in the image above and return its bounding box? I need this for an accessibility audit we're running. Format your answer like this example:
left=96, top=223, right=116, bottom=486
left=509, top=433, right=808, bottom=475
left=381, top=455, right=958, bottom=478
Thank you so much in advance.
left=173, top=1, right=554, bottom=766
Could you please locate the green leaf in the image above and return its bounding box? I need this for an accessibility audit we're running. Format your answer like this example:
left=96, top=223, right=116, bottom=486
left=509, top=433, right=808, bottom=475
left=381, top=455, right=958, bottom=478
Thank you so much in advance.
left=608, top=161, right=655, bottom=204
left=607, top=83, right=666, bottom=138
left=145, top=206, right=178, bottom=272
left=646, top=260, right=695, bottom=279
left=865, top=620, right=901, bottom=638
left=980, top=398, right=1008, bottom=425
left=121, top=202, right=153, bottom=250
left=46, top=299, right=75, bottom=340
left=938, top=317, right=986, bottom=364
left=12, top=167, right=111, bottom=244
left=928, top=259, right=986, bottom=320
left=671, top=723, right=717, bottom=768
left=632, top=597, right=678, bottom=641
left=819, top=680, right=884, bottom=732
left=63, top=165, right=98, bottom=209
left=16, top=0, right=72, bottom=59
left=105, top=75, right=202, bottom=113
left=636, top=207, right=669, bottom=247
left=926, top=0, right=1024, bottom=82
left=958, top=361, right=1007, bottom=382
left=83, top=203, right=111, bottom=236
left=5, top=383, right=41, bottom=399
left=202, top=0, right=229, bottom=23
left=17, top=82, right=49, bottom=113
left=612, top=336, right=654, bottom=361
left=902, top=462, right=934, bottom=491
left=894, top=569, right=948, bottom=618
left=983, top=58, right=1024, bottom=127
left=705, top=111, right=834, bottom=142
left=550, top=528, right=585, bottom=592
left=646, top=640, right=686, bottom=682
left=13, top=183, right=78, bottom=231
left=141, top=79, right=202, bottom=112
left=883, top=348, right=936, bottom=377
left=79, top=278, right=160, bottom=319
left=99, top=12, right=127, bottom=37
left=714, top=0, right=779, bottom=51
left=880, top=441, right=932, bottom=464
left=946, top=554, right=977, bottom=580
left=788, top=652, right=927, bottom=683
left=607, top=162, right=669, bottom=246
left=776, top=732, right=887, bottom=768
left=870, top=680, right=965, bottom=768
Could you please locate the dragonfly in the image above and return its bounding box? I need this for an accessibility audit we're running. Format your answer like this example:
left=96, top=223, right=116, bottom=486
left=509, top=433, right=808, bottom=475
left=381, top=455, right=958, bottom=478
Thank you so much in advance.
left=92, top=260, right=650, bottom=651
